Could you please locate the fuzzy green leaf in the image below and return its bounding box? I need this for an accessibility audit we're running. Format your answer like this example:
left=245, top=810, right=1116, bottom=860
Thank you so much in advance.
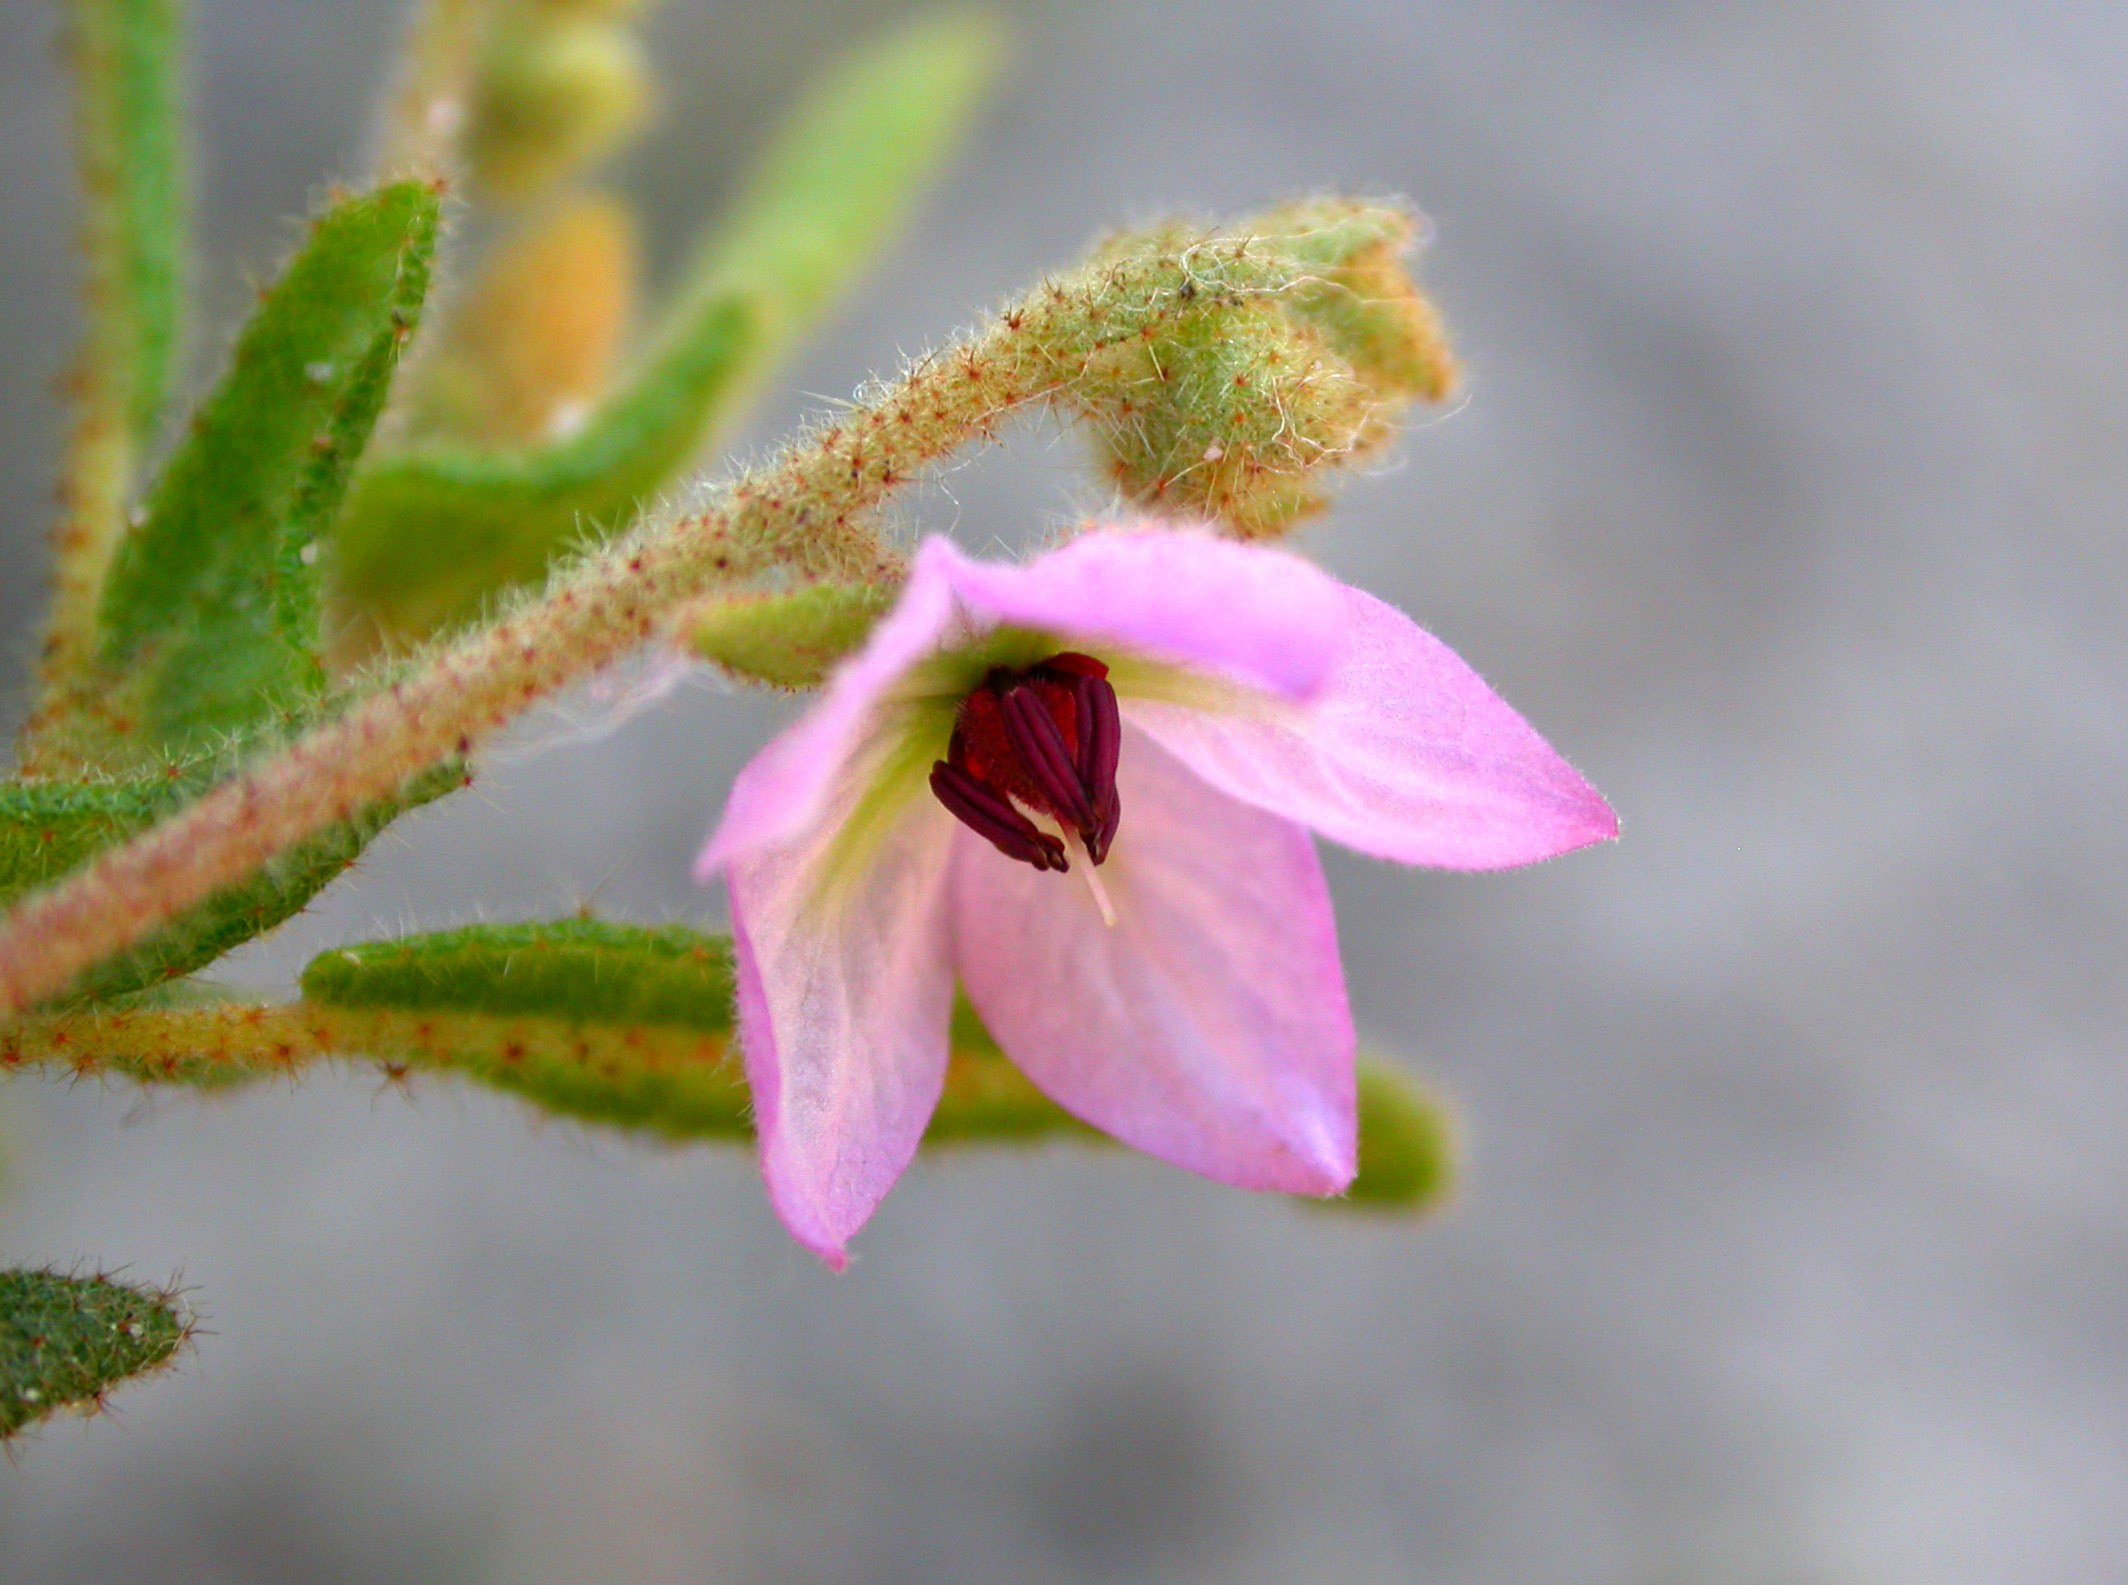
left=0, top=1268, right=189, bottom=1439
left=57, top=761, right=462, bottom=1008
left=329, top=294, right=754, bottom=638
left=95, top=181, right=440, bottom=755
left=302, top=918, right=747, bottom=1138
left=73, top=0, right=185, bottom=444
left=302, top=916, right=737, bottom=1028
left=1, top=762, right=461, bottom=1010
left=1, top=777, right=174, bottom=909
left=296, top=919, right=1453, bottom=1207
left=691, top=582, right=894, bottom=688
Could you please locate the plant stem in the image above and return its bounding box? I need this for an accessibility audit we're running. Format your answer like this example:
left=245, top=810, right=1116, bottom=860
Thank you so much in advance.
left=0, top=1000, right=722, bottom=1088
left=0, top=224, right=1393, bottom=1016
left=376, top=0, right=494, bottom=180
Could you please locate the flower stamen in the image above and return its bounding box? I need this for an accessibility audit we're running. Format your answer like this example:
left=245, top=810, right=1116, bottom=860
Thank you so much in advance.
left=928, top=760, right=1068, bottom=871
left=931, top=651, right=1123, bottom=872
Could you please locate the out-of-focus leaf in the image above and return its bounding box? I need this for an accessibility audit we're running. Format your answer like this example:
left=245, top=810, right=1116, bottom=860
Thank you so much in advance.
left=95, top=181, right=440, bottom=755
left=0, top=1268, right=189, bottom=1440
left=0, top=778, right=173, bottom=909
left=696, top=7, right=1004, bottom=358
left=330, top=294, right=753, bottom=639
left=1343, top=1061, right=1457, bottom=1214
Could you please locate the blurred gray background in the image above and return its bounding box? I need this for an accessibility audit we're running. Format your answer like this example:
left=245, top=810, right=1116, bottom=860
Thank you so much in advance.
left=4, top=0, right=2126, bottom=1580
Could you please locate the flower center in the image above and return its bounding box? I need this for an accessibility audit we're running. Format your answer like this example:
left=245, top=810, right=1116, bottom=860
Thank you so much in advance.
left=928, top=651, right=1122, bottom=873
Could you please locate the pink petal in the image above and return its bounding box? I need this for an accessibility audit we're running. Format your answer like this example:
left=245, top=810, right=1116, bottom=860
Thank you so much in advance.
left=950, top=728, right=1356, bottom=1195
left=1126, top=583, right=1618, bottom=869
left=918, top=528, right=1347, bottom=700
left=699, top=526, right=1352, bottom=875
left=697, top=569, right=960, bottom=874
left=725, top=796, right=960, bottom=1266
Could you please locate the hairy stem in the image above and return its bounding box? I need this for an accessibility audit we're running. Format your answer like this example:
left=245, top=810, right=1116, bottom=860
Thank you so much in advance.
left=0, top=1000, right=1089, bottom=1148
left=0, top=220, right=1407, bottom=1016
left=0, top=1001, right=717, bottom=1087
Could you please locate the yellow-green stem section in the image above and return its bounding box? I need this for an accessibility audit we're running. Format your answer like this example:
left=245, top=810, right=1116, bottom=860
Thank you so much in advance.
left=377, top=0, right=495, bottom=179
left=24, top=0, right=180, bottom=768
left=0, top=1002, right=1092, bottom=1149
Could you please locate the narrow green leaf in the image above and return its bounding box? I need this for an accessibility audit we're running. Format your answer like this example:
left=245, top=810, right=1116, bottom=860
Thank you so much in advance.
left=74, top=0, right=185, bottom=446
left=54, top=761, right=462, bottom=1008
left=296, top=920, right=1454, bottom=1208
left=1, top=759, right=460, bottom=1009
left=302, top=917, right=737, bottom=1028
left=691, top=582, right=894, bottom=688
left=1, top=1268, right=189, bottom=1439
left=1, top=777, right=174, bottom=909
left=329, top=294, right=754, bottom=639
left=329, top=8, right=1002, bottom=641
left=95, top=181, right=441, bottom=755
left=24, top=0, right=190, bottom=770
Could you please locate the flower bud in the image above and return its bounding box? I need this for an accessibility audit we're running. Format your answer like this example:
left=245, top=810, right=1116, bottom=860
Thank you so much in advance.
left=468, top=18, right=650, bottom=200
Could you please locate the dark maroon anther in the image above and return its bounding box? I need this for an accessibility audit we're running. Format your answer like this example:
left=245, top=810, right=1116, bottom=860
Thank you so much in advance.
left=1073, top=673, right=1121, bottom=817
left=929, top=761, right=1067, bottom=871
left=1092, top=793, right=1122, bottom=865
left=929, top=650, right=1126, bottom=873
left=999, top=685, right=1097, bottom=832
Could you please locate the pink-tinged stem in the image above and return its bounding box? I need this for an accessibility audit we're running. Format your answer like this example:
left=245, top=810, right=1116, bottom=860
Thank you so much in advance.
left=0, top=226, right=1394, bottom=1017
left=0, top=282, right=1092, bottom=1015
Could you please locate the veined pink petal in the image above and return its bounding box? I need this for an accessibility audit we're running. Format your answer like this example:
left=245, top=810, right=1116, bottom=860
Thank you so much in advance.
left=917, top=528, right=1346, bottom=700
left=725, top=796, right=960, bottom=1266
left=950, top=728, right=1357, bottom=1195
left=698, top=570, right=961, bottom=873
left=1126, top=583, right=1618, bottom=869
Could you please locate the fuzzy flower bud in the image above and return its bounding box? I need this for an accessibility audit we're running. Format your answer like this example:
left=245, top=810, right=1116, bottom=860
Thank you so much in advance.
left=467, top=16, right=650, bottom=199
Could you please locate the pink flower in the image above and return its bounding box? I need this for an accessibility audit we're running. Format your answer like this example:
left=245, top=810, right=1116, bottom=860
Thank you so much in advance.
left=697, top=527, right=1615, bottom=1265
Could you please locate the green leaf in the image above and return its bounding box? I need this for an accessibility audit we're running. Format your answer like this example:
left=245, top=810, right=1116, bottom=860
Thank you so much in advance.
left=1, top=777, right=174, bottom=909
left=1, top=1268, right=189, bottom=1439
left=95, top=181, right=441, bottom=756
left=55, top=761, right=463, bottom=1008
left=691, top=582, right=894, bottom=688
left=329, top=8, right=1002, bottom=641
left=302, top=918, right=748, bottom=1138
left=1, top=761, right=462, bottom=1010
left=329, top=293, right=754, bottom=639
left=73, top=0, right=185, bottom=445
left=302, top=916, right=738, bottom=1028
left=1343, top=1061, right=1457, bottom=1214
left=296, top=920, right=1455, bottom=1209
